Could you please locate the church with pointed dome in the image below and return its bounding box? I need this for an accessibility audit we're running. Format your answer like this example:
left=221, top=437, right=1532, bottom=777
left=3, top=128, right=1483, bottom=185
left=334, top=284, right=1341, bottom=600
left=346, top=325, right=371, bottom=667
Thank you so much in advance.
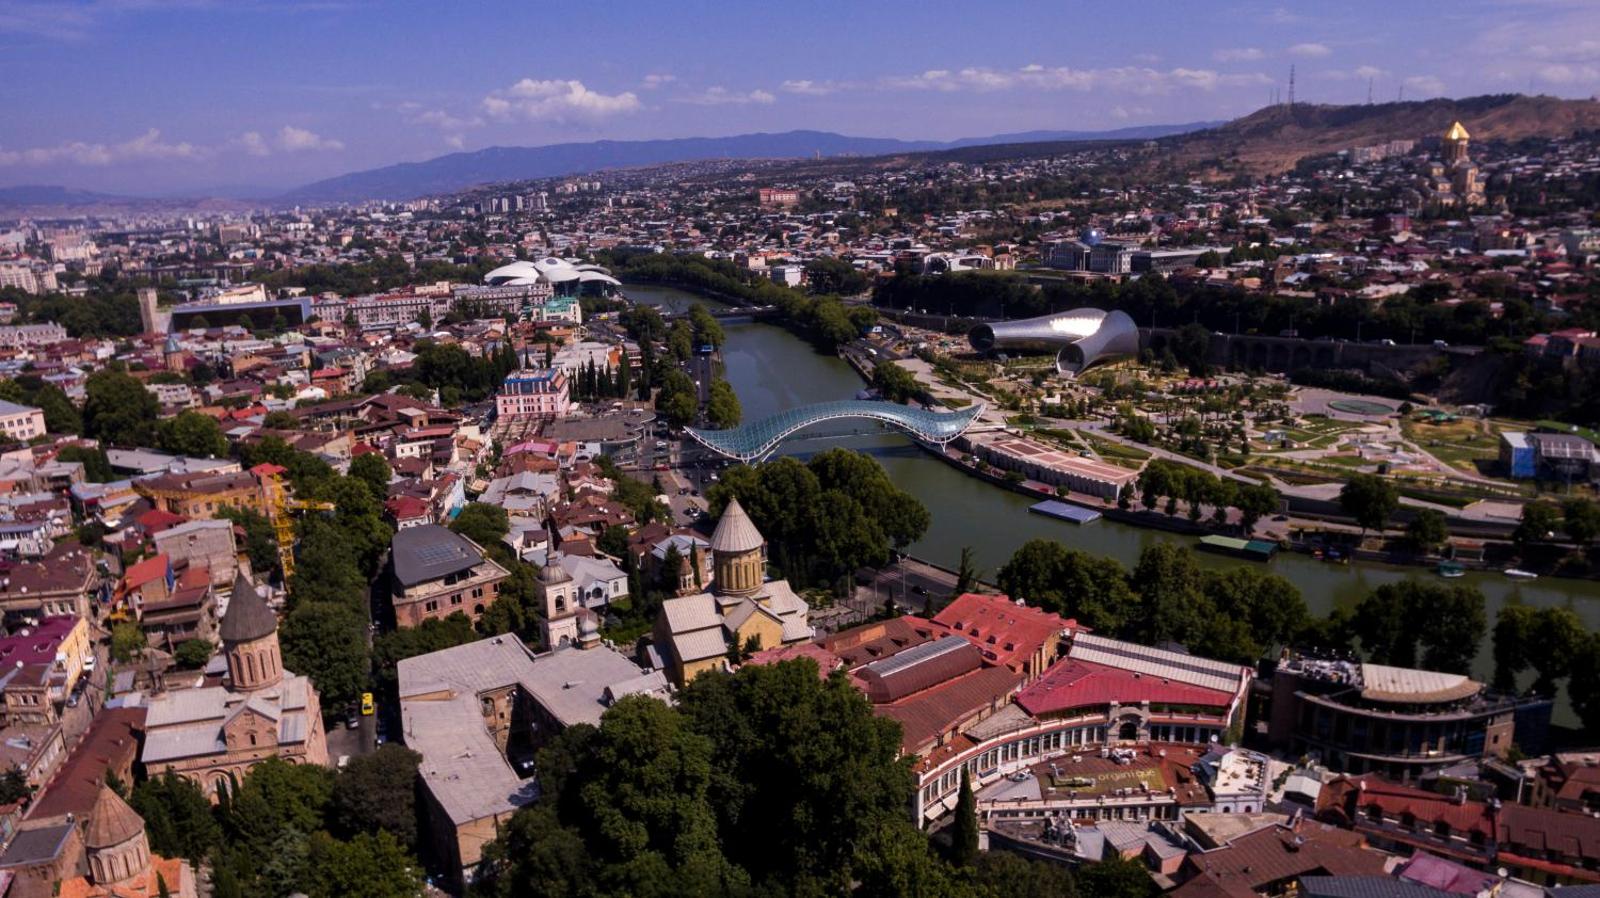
left=53, top=785, right=198, bottom=898
left=139, top=572, right=328, bottom=799
left=1419, top=120, right=1485, bottom=208
left=650, top=497, right=814, bottom=685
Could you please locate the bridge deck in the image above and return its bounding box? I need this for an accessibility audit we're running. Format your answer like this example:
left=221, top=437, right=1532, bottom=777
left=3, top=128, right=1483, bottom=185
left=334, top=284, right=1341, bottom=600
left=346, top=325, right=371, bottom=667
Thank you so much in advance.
left=685, top=399, right=985, bottom=462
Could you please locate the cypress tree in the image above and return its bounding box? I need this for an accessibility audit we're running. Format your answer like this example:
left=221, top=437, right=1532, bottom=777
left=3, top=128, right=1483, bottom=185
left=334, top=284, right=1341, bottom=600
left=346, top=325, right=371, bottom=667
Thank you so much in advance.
left=951, top=766, right=979, bottom=867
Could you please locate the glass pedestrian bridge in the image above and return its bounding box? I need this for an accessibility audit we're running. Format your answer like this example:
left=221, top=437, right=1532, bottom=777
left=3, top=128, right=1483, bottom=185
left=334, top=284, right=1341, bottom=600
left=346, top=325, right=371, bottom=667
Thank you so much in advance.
left=685, top=399, right=986, bottom=463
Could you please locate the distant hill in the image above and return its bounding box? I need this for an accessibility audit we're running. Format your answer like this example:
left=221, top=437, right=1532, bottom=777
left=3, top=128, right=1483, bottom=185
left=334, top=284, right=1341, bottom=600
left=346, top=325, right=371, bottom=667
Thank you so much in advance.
left=278, top=124, right=1216, bottom=205
left=0, top=185, right=128, bottom=207
left=1155, top=93, right=1600, bottom=175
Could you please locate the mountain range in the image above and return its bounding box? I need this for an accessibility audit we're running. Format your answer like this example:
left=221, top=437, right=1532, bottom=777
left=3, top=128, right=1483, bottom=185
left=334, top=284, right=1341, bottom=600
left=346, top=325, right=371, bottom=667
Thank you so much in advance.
left=275, top=123, right=1220, bottom=205
left=7, top=94, right=1600, bottom=212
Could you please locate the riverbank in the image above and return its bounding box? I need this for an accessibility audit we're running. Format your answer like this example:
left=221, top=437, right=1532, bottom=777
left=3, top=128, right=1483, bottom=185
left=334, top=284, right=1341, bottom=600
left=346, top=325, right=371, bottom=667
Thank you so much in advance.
left=631, top=280, right=1600, bottom=723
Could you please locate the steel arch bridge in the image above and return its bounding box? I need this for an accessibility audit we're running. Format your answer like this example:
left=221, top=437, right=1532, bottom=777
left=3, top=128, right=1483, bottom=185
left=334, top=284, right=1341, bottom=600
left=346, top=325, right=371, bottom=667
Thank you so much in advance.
left=685, top=400, right=986, bottom=463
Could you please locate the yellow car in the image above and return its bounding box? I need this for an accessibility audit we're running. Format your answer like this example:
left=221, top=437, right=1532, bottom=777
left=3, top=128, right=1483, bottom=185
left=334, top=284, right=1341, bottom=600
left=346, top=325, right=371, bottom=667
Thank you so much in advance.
left=360, top=692, right=375, bottom=716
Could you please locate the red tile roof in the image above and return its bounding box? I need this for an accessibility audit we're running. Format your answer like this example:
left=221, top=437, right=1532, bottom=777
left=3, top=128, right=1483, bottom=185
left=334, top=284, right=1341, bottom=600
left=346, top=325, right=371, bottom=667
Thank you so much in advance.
left=28, top=707, right=146, bottom=821
left=875, top=664, right=1023, bottom=754
left=745, top=643, right=842, bottom=678
left=928, top=593, right=1075, bottom=672
left=1016, top=658, right=1237, bottom=717
left=121, top=553, right=170, bottom=591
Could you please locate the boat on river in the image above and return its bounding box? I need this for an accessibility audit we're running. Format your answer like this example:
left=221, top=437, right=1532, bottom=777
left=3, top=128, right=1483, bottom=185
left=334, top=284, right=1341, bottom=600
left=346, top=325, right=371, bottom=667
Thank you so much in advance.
left=1503, top=568, right=1539, bottom=580
left=1436, top=561, right=1466, bottom=578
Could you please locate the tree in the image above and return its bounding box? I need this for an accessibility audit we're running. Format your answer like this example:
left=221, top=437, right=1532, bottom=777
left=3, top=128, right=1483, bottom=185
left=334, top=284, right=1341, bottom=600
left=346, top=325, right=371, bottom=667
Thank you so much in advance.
left=450, top=502, right=510, bottom=549
left=0, top=766, right=27, bottom=804
left=330, top=745, right=423, bottom=850
left=111, top=621, right=146, bottom=662
left=373, top=613, right=478, bottom=686
left=289, top=518, right=368, bottom=609
left=280, top=601, right=369, bottom=713
left=996, top=540, right=1139, bottom=633
left=348, top=453, right=392, bottom=507
left=1493, top=604, right=1537, bottom=691
left=1354, top=581, right=1485, bottom=674
left=706, top=379, right=742, bottom=429
left=1077, top=853, right=1158, bottom=898
left=56, top=445, right=114, bottom=482
left=871, top=360, right=921, bottom=404
left=156, top=410, right=229, bottom=458
left=174, top=639, right=213, bottom=669
left=263, top=409, right=299, bottom=430
left=1197, top=567, right=1307, bottom=663
left=1563, top=497, right=1600, bottom=546
left=83, top=369, right=161, bottom=447
left=1406, top=508, right=1450, bottom=554
left=952, top=546, right=978, bottom=597
left=1515, top=502, right=1561, bottom=547
left=1570, top=634, right=1600, bottom=735
left=949, top=766, right=978, bottom=867
left=131, top=773, right=220, bottom=863
left=301, top=831, right=425, bottom=898
left=1339, top=473, right=1399, bottom=535
left=219, top=507, right=281, bottom=577
left=1130, top=543, right=1206, bottom=646
left=226, top=757, right=336, bottom=858
left=32, top=384, right=80, bottom=434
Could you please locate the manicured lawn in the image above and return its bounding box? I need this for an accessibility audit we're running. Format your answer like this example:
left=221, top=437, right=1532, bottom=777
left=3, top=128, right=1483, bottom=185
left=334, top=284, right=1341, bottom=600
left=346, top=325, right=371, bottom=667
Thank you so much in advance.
left=1402, top=416, right=1502, bottom=473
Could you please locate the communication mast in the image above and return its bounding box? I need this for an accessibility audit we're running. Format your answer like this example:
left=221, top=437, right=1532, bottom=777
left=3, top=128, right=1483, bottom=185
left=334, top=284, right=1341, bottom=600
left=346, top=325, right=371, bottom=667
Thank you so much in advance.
left=1288, top=64, right=1296, bottom=107
left=1367, top=77, right=1374, bottom=105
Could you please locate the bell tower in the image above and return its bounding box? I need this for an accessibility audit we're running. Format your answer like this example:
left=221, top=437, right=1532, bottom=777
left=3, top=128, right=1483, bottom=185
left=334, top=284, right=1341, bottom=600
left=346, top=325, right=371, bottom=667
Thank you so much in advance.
left=709, top=497, right=766, bottom=599
left=537, top=558, right=580, bottom=649
left=221, top=572, right=282, bottom=692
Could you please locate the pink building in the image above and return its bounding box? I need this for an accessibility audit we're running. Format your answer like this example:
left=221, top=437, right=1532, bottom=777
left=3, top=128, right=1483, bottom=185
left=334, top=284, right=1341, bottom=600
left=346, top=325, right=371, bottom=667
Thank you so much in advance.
left=495, top=369, right=571, bottom=420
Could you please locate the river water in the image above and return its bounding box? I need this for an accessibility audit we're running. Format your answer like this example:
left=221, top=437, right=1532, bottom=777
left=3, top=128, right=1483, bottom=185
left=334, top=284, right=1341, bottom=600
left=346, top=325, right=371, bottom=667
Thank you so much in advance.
left=628, top=284, right=1600, bottom=718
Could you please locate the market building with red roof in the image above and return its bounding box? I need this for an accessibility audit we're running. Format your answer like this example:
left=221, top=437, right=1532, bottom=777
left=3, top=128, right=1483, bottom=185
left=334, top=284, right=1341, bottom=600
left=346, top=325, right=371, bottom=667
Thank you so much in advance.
left=812, top=593, right=1253, bottom=826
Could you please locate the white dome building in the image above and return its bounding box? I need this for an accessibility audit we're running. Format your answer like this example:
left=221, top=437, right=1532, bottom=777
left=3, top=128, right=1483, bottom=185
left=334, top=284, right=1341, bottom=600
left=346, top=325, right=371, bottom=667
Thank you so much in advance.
left=483, top=257, right=621, bottom=296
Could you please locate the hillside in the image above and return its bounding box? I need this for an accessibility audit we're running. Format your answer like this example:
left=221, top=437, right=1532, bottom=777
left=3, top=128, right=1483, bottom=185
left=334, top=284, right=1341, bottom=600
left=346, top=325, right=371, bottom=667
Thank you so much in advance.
left=1157, top=94, right=1600, bottom=175
left=278, top=123, right=1214, bottom=205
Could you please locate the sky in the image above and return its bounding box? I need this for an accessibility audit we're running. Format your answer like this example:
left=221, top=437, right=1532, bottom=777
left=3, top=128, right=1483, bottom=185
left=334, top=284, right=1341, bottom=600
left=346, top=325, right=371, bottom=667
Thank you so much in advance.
left=1, top=0, right=1598, bottom=196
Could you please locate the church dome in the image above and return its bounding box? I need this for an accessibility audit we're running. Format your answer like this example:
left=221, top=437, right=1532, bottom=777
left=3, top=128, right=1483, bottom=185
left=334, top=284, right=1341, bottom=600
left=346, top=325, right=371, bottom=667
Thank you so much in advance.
left=85, top=785, right=145, bottom=850
left=220, top=572, right=277, bottom=643
left=1445, top=121, right=1470, bottom=141
left=710, top=497, right=764, bottom=555
left=540, top=559, right=573, bottom=584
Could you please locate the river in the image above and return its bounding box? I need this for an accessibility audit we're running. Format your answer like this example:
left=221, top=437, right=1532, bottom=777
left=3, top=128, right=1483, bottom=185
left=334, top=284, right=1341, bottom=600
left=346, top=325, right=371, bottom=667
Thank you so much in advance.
left=627, top=284, right=1600, bottom=720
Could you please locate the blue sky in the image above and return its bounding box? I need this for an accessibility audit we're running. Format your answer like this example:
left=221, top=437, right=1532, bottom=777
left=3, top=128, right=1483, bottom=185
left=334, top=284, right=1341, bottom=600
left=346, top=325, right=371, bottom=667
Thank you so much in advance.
left=1, top=0, right=1597, bottom=195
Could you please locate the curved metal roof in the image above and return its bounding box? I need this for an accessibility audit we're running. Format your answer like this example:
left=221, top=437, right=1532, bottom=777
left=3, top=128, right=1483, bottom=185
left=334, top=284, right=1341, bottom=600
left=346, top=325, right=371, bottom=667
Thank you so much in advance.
left=968, top=308, right=1139, bottom=376
left=685, top=399, right=985, bottom=463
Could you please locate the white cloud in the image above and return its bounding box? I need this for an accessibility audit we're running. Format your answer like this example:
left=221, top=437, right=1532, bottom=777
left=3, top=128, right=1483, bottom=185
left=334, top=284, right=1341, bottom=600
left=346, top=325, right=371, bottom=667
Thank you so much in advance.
left=641, top=73, right=676, bottom=89
left=237, top=131, right=271, bottom=157
left=409, top=108, right=482, bottom=131
left=1537, top=63, right=1600, bottom=84
left=1287, top=42, right=1332, bottom=58
left=884, top=64, right=1268, bottom=95
left=444, top=134, right=465, bottom=150
left=781, top=79, right=838, bottom=96
left=677, top=86, right=776, bottom=106
left=277, top=125, right=343, bottom=152
left=1321, top=64, right=1388, bottom=82
left=1403, top=74, right=1446, bottom=96
left=1214, top=47, right=1265, bottom=62
left=482, top=78, right=642, bottom=122
left=0, top=128, right=203, bottom=167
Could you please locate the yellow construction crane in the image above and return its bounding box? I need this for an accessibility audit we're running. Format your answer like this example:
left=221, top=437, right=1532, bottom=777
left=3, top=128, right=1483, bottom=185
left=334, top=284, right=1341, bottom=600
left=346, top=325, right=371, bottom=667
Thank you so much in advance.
left=255, top=465, right=335, bottom=580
